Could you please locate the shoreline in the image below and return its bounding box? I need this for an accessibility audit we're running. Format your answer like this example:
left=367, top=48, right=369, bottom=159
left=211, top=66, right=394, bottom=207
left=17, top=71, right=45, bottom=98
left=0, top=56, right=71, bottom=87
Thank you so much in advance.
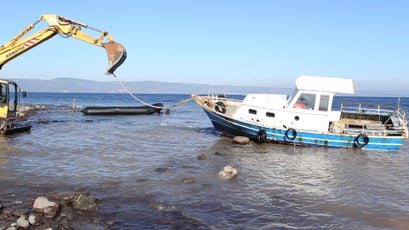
left=0, top=191, right=110, bottom=230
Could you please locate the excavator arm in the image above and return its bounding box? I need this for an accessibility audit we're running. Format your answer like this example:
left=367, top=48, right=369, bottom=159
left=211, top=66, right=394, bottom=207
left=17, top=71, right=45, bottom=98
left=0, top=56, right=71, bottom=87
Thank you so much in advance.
left=0, top=14, right=126, bottom=74
left=0, top=14, right=127, bottom=135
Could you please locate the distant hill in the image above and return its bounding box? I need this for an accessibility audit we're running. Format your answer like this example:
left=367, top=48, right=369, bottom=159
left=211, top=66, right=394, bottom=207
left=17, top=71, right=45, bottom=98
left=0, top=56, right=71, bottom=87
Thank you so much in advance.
left=10, top=78, right=291, bottom=95
left=9, top=78, right=408, bottom=96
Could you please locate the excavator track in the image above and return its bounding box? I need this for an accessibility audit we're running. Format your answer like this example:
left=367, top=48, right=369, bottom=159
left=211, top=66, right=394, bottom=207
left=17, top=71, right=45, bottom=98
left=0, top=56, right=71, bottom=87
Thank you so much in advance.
left=0, top=120, right=31, bottom=135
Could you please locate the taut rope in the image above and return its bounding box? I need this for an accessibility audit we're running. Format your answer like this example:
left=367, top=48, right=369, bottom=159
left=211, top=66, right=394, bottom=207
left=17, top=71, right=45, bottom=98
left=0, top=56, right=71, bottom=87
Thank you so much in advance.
left=111, top=73, right=192, bottom=111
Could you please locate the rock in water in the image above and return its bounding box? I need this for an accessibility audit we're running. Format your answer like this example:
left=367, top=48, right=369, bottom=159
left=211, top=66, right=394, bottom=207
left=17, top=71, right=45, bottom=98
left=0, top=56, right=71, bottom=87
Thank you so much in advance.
left=233, top=136, right=250, bottom=145
left=182, top=177, right=195, bottom=183
left=148, top=202, right=166, bottom=211
left=33, top=197, right=59, bottom=219
left=218, top=165, right=238, bottom=180
left=197, top=154, right=207, bottom=160
left=72, top=194, right=98, bottom=211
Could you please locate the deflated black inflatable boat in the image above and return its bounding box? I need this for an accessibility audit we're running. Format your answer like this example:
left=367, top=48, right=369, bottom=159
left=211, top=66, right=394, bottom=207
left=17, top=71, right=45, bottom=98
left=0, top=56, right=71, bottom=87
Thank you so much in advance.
left=81, top=103, right=163, bottom=115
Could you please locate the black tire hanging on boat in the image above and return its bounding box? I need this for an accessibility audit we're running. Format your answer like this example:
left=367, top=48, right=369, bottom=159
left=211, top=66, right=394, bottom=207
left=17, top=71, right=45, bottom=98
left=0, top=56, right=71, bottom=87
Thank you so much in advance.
left=256, top=129, right=267, bottom=143
left=354, top=133, right=369, bottom=148
left=285, top=128, right=297, bottom=141
left=215, top=101, right=226, bottom=114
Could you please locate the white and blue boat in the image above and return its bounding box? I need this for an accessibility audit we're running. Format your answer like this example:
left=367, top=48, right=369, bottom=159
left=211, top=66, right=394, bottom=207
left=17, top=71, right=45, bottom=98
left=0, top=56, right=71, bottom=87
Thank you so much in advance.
left=192, top=76, right=408, bottom=150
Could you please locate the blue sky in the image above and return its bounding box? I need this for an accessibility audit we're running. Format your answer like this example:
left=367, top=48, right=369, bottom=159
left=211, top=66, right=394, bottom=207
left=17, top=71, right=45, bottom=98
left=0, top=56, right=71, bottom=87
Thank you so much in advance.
left=0, top=1, right=408, bottom=94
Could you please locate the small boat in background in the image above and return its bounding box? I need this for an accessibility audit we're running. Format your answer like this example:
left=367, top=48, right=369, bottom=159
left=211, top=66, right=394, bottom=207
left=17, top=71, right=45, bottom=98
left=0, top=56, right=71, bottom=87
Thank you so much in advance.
left=81, top=103, right=163, bottom=115
left=192, top=76, right=408, bottom=151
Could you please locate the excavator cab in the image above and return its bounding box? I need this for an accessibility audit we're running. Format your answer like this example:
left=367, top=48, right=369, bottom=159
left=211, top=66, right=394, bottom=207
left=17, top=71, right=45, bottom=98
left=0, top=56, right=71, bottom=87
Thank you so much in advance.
left=0, top=79, right=31, bottom=135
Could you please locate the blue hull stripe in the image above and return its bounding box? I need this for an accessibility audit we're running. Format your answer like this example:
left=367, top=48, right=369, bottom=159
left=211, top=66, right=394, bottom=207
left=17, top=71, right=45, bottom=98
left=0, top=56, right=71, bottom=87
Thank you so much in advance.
left=203, top=108, right=405, bottom=151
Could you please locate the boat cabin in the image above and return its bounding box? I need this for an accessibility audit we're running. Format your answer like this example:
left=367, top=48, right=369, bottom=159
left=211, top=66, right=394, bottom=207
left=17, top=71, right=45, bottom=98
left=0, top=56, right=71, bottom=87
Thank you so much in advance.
left=289, top=75, right=355, bottom=111
left=286, top=76, right=356, bottom=132
left=235, top=76, right=356, bottom=133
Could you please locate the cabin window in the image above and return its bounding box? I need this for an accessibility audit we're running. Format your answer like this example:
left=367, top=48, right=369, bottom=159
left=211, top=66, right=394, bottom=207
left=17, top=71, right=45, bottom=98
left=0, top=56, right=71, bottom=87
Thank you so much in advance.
left=249, top=109, right=257, bottom=114
left=319, top=95, right=330, bottom=112
left=266, top=112, right=275, bottom=118
left=0, top=83, right=6, bottom=105
left=294, top=93, right=316, bottom=110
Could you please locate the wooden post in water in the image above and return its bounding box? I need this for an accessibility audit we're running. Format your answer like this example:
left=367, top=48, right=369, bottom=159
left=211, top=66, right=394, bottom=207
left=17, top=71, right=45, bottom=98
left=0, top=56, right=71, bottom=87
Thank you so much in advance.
left=72, top=98, right=77, bottom=112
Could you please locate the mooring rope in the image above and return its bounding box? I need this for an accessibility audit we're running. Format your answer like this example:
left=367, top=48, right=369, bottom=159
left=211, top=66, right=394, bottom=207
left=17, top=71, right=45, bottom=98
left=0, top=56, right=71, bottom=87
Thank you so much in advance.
left=111, top=73, right=192, bottom=110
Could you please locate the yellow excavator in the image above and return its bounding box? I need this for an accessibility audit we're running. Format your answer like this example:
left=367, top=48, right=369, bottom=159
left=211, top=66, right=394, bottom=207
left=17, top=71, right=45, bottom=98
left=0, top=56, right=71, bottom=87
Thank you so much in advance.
left=0, top=14, right=127, bottom=135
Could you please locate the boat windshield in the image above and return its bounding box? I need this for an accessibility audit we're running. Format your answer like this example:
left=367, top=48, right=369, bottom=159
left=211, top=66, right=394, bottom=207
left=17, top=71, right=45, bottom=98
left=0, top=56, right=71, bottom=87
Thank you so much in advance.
left=287, top=88, right=298, bottom=103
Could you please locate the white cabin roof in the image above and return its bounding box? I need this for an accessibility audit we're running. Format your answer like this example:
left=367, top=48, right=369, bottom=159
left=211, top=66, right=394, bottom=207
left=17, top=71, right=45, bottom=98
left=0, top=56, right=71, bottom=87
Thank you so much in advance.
left=296, top=75, right=356, bottom=94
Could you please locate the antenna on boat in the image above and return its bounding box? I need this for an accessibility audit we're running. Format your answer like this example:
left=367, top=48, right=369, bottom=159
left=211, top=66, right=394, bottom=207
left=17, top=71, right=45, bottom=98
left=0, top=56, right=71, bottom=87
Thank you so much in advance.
left=397, top=84, right=402, bottom=107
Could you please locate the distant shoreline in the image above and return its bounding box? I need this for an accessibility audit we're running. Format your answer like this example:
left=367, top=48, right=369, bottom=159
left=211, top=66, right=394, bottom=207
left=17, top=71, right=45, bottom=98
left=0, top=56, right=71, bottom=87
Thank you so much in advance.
left=10, top=77, right=408, bottom=97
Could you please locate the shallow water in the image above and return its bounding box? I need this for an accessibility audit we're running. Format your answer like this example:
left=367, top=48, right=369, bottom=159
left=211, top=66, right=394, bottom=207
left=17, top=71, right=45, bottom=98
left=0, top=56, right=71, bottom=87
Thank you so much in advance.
left=1, top=93, right=409, bottom=229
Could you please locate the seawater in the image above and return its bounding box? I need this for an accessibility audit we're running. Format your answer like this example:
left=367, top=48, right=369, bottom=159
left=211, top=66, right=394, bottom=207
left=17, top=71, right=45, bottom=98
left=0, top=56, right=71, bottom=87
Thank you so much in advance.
left=1, top=93, right=409, bottom=229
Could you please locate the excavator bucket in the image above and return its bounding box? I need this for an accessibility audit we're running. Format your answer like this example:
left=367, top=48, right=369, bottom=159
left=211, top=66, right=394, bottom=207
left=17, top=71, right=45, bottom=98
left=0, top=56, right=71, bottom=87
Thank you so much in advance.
left=103, top=41, right=127, bottom=74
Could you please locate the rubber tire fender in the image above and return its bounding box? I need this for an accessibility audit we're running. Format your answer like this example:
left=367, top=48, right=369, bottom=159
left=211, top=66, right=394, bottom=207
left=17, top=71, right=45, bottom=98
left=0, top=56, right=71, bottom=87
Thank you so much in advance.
left=354, top=133, right=369, bottom=148
left=256, top=129, right=267, bottom=143
left=215, top=101, right=226, bottom=114
left=285, top=128, right=297, bottom=141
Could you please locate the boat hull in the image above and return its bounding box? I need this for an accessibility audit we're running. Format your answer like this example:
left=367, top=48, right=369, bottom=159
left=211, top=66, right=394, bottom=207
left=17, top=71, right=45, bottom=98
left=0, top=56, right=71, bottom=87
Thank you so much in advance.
left=192, top=75, right=408, bottom=151
left=81, top=103, right=163, bottom=115
left=202, top=107, right=406, bottom=151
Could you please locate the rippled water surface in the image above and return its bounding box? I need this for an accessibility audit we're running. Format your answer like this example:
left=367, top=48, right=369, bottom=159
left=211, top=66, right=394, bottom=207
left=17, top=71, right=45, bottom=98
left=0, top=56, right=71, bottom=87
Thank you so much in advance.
left=1, top=93, right=409, bottom=229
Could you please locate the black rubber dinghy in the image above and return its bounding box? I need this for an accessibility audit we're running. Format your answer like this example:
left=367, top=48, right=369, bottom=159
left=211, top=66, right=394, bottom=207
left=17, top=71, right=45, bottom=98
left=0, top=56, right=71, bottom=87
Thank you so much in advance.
left=81, top=103, right=163, bottom=115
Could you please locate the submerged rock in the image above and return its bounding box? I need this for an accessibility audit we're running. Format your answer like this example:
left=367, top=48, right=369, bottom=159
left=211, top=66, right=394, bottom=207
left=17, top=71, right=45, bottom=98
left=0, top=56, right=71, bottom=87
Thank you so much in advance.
left=197, top=154, right=207, bottom=160
left=233, top=136, right=250, bottom=145
left=182, top=177, right=195, bottom=183
left=218, top=165, right=238, bottom=180
left=214, top=151, right=227, bottom=156
left=155, top=167, right=168, bottom=172
left=148, top=202, right=167, bottom=211
left=48, top=191, right=87, bottom=206
left=72, top=194, right=97, bottom=211
left=148, top=202, right=177, bottom=212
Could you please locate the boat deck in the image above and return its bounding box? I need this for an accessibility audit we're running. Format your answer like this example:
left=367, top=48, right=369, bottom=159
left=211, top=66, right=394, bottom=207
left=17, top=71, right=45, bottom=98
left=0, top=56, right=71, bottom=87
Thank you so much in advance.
left=336, top=102, right=407, bottom=137
left=332, top=119, right=403, bottom=136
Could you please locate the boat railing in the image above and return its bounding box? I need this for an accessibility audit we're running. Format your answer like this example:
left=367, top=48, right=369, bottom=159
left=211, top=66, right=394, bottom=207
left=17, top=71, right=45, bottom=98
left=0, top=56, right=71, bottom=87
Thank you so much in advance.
left=397, top=106, right=407, bottom=122
left=341, top=102, right=407, bottom=126
left=341, top=102, right=400, bottom=115
left=207, top=92, right=244, bottom=102
left=210, top=93, right=227, bottom=101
